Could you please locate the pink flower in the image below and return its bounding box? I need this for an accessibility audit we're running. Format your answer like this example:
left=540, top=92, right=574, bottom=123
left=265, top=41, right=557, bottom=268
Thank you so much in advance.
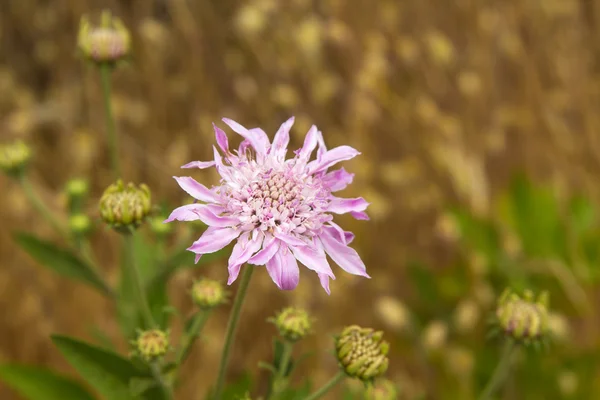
left=165, top=117, right=370, bottom=294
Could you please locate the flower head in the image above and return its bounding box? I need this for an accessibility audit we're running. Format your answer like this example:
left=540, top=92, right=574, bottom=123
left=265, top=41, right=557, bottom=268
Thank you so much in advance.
left=131, top=329, right=169, bottom=362
left=165, top=117, right=370, bottom=293
left=494, top=288, right=550, bottom=343
left=99, top=180, right=151, bottom=231
left=335, top=325, right=390, bottom=382
left=0, top=140, right=31, bottom=178
left=269, top=307, right=312, bottom=342
left=191, top=278, right=228, bottom=309
left=78, top=10, right=131, bottom=64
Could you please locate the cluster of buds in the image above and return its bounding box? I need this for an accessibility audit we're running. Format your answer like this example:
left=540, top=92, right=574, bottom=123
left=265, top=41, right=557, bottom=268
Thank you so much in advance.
left=364, top=378, right=398, bottom=400
left=131, top=329, right=170, bottom=362
left=494, top=288, right=550, bottom=344
left=269, top=307, right=313, bottom=342
left=335, top=325, right=390, bottom=383
left=191, top=278, right=228, bottom=310
left=0, top=140, right=31, bottom=178
left=77, top=10, right=131, bottom=65
left=99, top=180, right=151, bottom=231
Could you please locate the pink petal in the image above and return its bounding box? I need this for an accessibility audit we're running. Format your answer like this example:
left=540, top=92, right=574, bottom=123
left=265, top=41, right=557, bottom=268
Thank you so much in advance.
left=247, top=238, right=280, bottom=265
left=271, top=117, right=294, bottom=160
left=316, top=129, right=327, bottom=159
left=213, top=146, right=234, bottom=182
left=319, top=229, right=370, bottom=278
left=213, top=123, right=230, bottom=154
left=222, top=118, right=268, bottom=155
left=350, top=211, right=370, bottom=220
left=188, top=227, right=240, bottom=254
left=274, top=232, right=309, bottom=247
left=290, top=244, right=334, bottom=278
left=322, top=168, right=354, bottom=192
left=174, top=176, right=220, bottom=203
left=164, top=204, right=204, bottom=223
left=266, top=247, right=300, bottom=290
left=318, top=273, right=331, bottom=295
left=344, top=231, right=355, bottom=244
left=297, top=125, right=319, bottom=162
left=227, top=234, right=264, bottom=285
left=164, top=203, right=235, bottom=227
left=307, top=145, right=360, bottom=174
left=324, top=222, right=347, bottom=245
left=327, top=197, right=369, bottom=214
left=181, top=160, right=216, bottom=169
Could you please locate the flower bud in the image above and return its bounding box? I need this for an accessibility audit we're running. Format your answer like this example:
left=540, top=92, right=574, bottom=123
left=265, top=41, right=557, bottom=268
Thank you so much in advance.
left=0, top=140, right=31, bottom=178
left=269, top=307, right=312, bottom=342
left=99, top=180, right=151, bottom=231
left=364, top=378, right=398, bottom=400
left=77, top=10, right=131, bottom=64
left=69, top=214, right=92, bottom=236
left=65, top=178, right=89, bottom=214
left=191, top=278, right=228, bottom=309
left=495, top=288, right=549, bottom=342
left=132, top=329, right=169, bottom=362
left=335, top=325, right=390, bottom=383
left=149, top=215, right=173, bottom=237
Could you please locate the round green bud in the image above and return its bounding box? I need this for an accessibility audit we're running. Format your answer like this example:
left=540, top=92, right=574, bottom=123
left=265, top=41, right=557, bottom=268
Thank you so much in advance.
left=335, top=325, right=390, bottom=383
left=496, top=288, right=549, bottom=342
left=132, top=329, right=169, bottom=362
left=364, top=379, right=398, bottom=400
left=269, top=307, right=312, bottom=342
left=77, top=10, right=131, bottom=64
left=69, top=214, right=92, bottom=236
left=0, top=140, right=31, bottom=178
left=65, top=178, right=89, bottom=199
left=191, top=278, right=228, bottom=309
left=149, top=216, right=173, bottom=237
left=99, top=180, right=151, bottom=231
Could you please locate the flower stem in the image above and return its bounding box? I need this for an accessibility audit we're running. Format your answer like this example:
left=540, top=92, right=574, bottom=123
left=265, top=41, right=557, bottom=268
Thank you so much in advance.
left=99, top=63, right=121, bottom=180
left=122, top=231, right=156, bottom=329
left=270, top=340, right=293, bottom=399
left=477, top=340, right=516, bottom=400
left=302, top=372, right=345, bottom=400
left=19, top=175, right=66, bottom=238
left=213, top=266, right=254, bottom=400
left=176, top=310, right=210, bottom=365
left=150, top=362, right=173, bottom=400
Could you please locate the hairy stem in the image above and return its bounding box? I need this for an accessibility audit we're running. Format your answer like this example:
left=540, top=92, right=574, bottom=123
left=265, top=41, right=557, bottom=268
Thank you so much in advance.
left=213, top=266, right=254, bottom=400
left=176, top=310, right=210, bottom=366
left=302, top=372, right=345, bottom=400
left=478, top=340, right=516, bottom=400
left=270, top=340, right=293, bottom=399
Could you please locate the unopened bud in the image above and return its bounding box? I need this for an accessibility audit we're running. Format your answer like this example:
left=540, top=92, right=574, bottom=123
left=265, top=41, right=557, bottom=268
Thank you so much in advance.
left=269, top=307, right=312, bottom=342
left=0, top=140, right=31, bottom=178
left=69, top=214, right=92, bottom=236
left=65, top=178, right=89, bottom=214
left=99, top=180, right=151, bottom=231
left=335, top=325, right=390, bottom=383
left=150, top=216, right=173, bottom=237
left=495, top=288, right=549, bottom=343
left=364, top=378, right=398, bottom=400
left=191, top=278, right=228, bottom=309
left=78, top=10, right=131, bottom=64
left=131, top=329, right=169, bottom=362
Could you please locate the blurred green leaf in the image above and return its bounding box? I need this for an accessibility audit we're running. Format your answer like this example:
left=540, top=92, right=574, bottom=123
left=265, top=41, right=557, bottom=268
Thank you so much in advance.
left=407, top=261, right=439, bottom=310
left=451, top=208, right=501, bottom=260
left=51, top=335, right=146, bottom=400
left=205, top=371, right=253, bottom=400
left=13, top=232, right=110, bottom=296
left=87, top=326, right=116, bottom=352
left=569, top=195, right=596, bottom=235
left=0, top=364, right=96, bottom=400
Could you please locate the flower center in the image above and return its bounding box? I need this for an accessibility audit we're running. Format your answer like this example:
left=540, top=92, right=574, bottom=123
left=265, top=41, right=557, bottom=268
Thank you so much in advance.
left=233, top=169, right=329, bottom=235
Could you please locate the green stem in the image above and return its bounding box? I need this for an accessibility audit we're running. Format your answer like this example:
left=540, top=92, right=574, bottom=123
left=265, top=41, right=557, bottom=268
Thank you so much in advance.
left=302, top=372, right=345, bottom=400
left=213, top=266, right=254, bottom=400
left=150, top=362, right=173, bottom=400
left=19, top=175, right=66, bottom=238
left=122, top=231, right=156, bottom=329
left=270, top=340, right=293, bottom=399
left=99, top=63, right=121, bottom=179
left=176, top=310, right=210, bottom=365
left=477, top=341, right=516, bottom=400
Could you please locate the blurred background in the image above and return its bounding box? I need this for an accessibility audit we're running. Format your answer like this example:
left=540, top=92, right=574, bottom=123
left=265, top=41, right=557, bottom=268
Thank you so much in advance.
left=2, top=0, right=600, bottom=399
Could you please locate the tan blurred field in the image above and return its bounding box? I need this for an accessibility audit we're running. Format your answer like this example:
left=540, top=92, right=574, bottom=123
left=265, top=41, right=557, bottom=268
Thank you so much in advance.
left=2, top=0, right=600, bottom=399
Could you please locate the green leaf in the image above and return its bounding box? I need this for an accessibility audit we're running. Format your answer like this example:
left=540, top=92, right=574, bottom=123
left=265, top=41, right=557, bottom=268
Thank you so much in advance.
left=51, top=335, right=147, bottom=400
left=13, top=232, right=110, bottom=295
left=0, top=364, right=96, bottom=400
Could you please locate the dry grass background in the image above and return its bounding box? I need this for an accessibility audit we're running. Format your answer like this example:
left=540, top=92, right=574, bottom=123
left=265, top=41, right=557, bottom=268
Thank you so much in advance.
left=2, top=0, right=600, bottom=399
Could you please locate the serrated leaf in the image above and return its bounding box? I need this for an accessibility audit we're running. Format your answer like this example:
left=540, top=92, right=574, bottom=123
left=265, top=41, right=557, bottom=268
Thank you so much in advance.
left=51, top=335, right=147, bottom=400
left=13, top=232, right=110, bottom=296
left=0, top=364, right=96, bottom=400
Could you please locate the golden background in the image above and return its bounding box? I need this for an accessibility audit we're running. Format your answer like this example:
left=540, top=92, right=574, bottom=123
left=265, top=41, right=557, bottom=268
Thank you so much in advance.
left=1, top=0, right=599, bottom=398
